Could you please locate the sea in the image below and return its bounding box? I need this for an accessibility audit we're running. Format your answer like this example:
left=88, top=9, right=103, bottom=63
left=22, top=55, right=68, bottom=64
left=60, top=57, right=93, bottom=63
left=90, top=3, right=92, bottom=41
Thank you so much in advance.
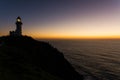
left=39, top=39, right=120, bottom=80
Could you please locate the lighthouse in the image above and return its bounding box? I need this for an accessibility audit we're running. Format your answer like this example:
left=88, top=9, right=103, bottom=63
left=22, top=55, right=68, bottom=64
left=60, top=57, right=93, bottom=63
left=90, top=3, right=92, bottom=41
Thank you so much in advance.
left=15, top=16, right=22, bottom=36
left=10, top=16, right=23, bottom=36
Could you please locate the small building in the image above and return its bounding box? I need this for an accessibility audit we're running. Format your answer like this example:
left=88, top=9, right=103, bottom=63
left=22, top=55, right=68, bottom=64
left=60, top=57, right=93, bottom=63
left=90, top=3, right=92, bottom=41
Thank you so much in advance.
left=10, top=16, right=23, bottom=36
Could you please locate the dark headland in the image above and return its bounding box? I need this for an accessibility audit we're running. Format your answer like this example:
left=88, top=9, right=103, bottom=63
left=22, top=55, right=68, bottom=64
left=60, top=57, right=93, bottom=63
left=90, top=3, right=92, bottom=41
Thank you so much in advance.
left=0, top=36, right=84, bottom=80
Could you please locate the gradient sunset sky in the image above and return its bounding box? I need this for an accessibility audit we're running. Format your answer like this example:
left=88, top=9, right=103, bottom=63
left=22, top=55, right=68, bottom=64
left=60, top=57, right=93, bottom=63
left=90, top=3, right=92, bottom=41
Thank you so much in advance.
left=1, top=0, right=120, bottom=39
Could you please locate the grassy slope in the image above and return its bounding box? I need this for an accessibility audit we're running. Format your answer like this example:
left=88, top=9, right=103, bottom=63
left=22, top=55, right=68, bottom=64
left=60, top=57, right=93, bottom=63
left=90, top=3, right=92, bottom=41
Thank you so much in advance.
left=0, top=36, right=83, bottom=80
left=0, top=46, right=62, bottom=80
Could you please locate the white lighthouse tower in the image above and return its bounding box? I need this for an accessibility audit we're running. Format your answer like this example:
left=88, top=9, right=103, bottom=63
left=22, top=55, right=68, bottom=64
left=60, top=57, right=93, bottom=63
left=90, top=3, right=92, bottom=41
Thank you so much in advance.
left=15, top=16, right=22, bottom=36
left=10, top=16, right=23, bottom=36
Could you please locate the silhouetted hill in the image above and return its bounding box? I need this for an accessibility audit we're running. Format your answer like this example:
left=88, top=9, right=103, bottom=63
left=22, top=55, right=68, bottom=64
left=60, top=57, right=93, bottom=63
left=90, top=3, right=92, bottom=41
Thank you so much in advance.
left=0, top=36, right=84, bottom=80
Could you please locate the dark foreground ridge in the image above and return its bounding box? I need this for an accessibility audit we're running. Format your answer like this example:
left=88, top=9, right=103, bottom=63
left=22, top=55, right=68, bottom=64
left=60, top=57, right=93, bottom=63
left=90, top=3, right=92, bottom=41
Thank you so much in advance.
left=0, top=36, right=84, bottom=80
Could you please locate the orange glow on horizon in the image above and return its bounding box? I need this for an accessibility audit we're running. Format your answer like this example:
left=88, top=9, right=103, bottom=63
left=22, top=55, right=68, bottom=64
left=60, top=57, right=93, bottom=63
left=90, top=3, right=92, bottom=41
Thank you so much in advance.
left=29, top=34, right=120, bottom=39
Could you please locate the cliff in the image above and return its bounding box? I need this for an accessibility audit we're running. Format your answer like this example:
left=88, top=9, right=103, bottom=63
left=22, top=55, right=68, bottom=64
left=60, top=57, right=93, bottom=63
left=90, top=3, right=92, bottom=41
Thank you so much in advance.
left=0, top=36, right=84, bottom=80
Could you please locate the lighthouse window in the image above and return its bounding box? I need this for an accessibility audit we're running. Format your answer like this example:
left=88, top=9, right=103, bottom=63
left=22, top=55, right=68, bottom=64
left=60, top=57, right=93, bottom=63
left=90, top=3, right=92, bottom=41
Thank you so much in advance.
left=17, top=19, right=21, bottom=22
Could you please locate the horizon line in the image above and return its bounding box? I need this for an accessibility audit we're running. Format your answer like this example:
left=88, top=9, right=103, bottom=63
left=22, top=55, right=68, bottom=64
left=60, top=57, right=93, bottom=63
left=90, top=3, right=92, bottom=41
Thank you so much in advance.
left=34, top=37, right=120, bottom=40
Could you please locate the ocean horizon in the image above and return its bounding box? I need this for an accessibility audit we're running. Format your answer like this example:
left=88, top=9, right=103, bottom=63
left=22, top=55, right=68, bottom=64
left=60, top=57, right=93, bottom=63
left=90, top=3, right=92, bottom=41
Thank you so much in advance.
left=38, top=39, right=120, bottom=80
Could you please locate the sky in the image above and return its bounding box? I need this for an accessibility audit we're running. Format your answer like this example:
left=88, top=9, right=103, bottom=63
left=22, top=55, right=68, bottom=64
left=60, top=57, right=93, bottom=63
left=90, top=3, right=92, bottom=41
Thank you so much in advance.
left=1, top=0, right=120, bottom=39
